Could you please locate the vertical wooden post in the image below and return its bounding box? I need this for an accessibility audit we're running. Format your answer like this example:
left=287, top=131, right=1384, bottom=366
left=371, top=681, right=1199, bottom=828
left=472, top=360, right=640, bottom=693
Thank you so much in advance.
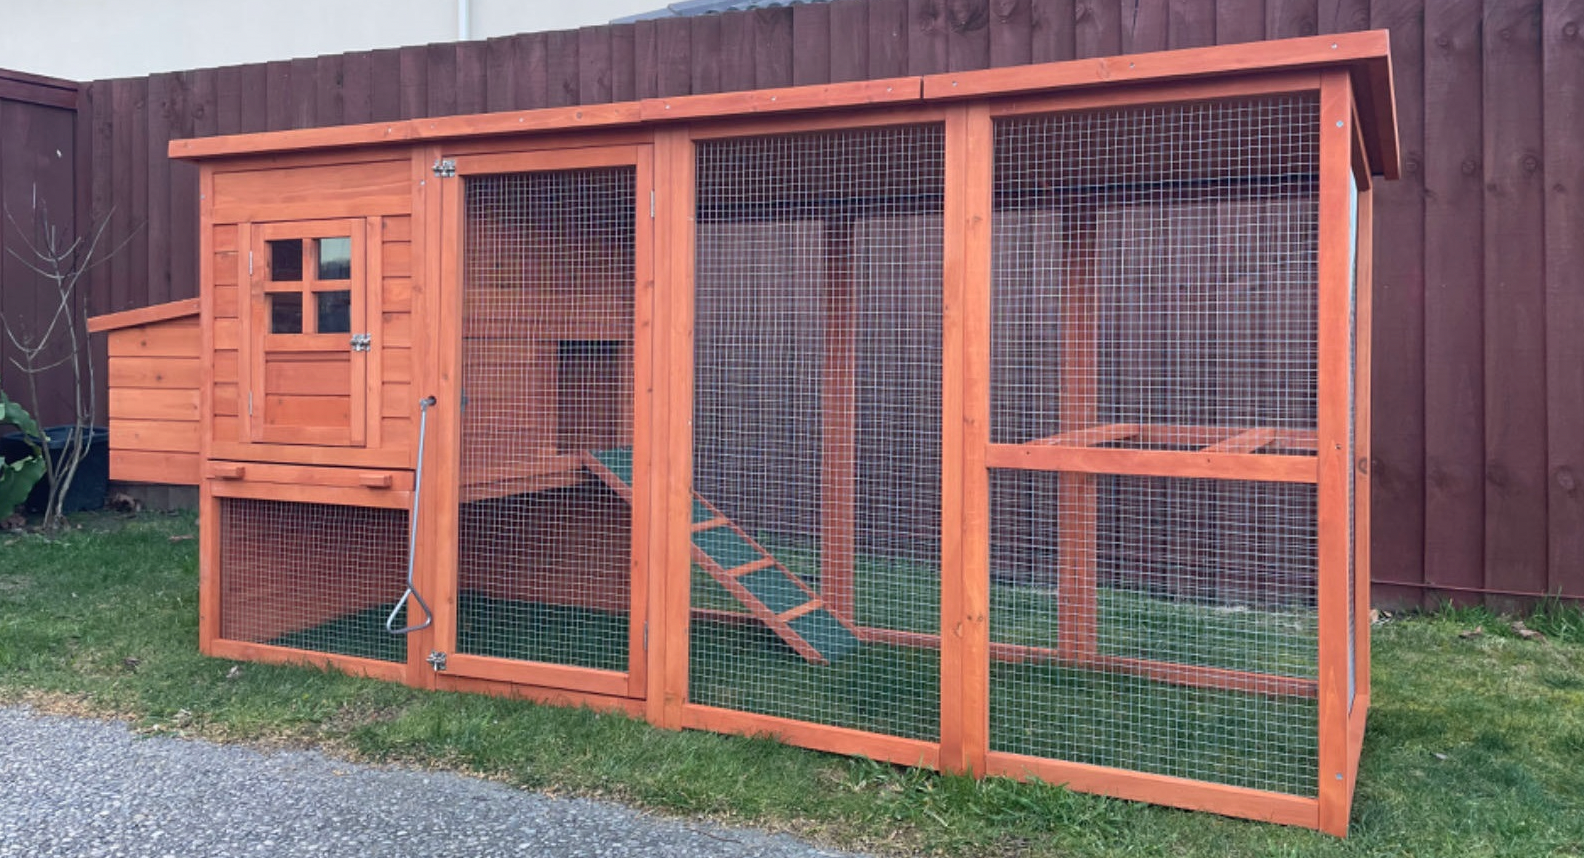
left=1350, top=177, right=1375, bottom=792
left=197, top=164, right=219, bottom=655
left=420, top=143, right=458, bottom=692
left=1056, top=204, right=1099, bottom=663
left=821, top=216, right=857, bottom=623
left=627, top=147, right=657, bottom=700
left=652, top=125, right=696, bottom=731
left=1316, top=69, right=1357, bottom=837
left=941, top=103, right=994, bottom=775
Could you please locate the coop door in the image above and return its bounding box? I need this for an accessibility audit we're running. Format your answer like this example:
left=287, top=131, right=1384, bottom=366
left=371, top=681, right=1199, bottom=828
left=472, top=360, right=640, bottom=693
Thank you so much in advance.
left=438, top=146, right=652, bottom=698
left=245, top=219, right=369, bottom=447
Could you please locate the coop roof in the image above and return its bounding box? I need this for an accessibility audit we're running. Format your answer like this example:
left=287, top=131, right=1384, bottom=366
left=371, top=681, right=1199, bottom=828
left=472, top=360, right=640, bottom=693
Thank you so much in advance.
left=168, top=31, right=1399, bottom=181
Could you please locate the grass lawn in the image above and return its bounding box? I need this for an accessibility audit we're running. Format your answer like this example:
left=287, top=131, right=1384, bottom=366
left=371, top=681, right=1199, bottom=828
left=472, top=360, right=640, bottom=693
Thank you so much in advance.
left=3, top=511, right=1583, bottom=856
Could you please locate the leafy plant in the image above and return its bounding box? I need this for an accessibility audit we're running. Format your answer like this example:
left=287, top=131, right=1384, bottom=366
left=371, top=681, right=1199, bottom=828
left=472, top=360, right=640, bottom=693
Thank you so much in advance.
left=0, top=389, right=45, bottom=518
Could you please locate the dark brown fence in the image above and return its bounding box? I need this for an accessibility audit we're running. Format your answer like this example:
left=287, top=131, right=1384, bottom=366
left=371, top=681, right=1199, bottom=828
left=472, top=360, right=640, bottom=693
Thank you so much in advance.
left=0, top=70, right=78, bottom=426
left=53, top=0, right=1584, bottom=606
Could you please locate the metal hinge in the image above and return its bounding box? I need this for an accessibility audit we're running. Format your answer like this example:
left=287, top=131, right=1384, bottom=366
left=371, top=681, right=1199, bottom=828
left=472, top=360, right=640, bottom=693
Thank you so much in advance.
left=248, top=251, right=254, bottom=277
left=350, top=333, right=373, bottom=352
left=247, top=390, right=253, bottom=416
left=649, top=190, right=655, bottom=218
left=643, top=621, right=648, bottom=652
left=432, top=159, right=456, bottom=178
left=427, top=650, right=448, bottom=671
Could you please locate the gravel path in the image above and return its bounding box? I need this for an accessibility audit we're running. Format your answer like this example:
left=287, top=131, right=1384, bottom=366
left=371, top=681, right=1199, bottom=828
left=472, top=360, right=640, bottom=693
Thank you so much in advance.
left=0, top=707, right=868, bottom=858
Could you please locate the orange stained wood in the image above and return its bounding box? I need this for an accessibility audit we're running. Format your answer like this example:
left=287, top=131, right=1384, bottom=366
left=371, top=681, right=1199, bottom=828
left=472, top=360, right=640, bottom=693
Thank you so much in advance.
left=1055, top=205, right=1100, bottom=664
left=110, top=451, right=199, bottom=485
left=166, top=33, right=1397, bottom=182
left=985, top=443, right=1321, bottom=484
left=985, top=751, right=1320, bottom=829
left=205, top=639, right=408, bottom=685
left=681, top=704, right=940, bottom=772
left=211, top=159, right=411, bottom=222
left=820, top=216, right=857, bottom=623
left=1315, top=68, right=1358, bottom=838
left=87, top=297, right=200, bottom=333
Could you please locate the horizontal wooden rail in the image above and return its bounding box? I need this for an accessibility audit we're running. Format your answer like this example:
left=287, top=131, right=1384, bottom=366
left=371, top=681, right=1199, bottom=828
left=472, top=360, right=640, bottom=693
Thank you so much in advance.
left=985, top=443, right=1319, bottom=484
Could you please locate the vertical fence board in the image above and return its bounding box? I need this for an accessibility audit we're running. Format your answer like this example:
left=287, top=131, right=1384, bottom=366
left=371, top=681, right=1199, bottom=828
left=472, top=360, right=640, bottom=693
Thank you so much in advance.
left=264, top=61, right=291, bottom=130
left=88, top=82, right=114, bottom=315
left=754, top=7, right=796, bottom=88
left=369, top=49, right=402, bottom=123
left=426, top=43, right=460, bottom=118
left=1421, top=0, right=1486, bottom=603
left=692, top=14, right=725, bottom=94
left=1075, top=0, right=1122, bottom=58
left=128, top=77, right=148, bottom=315
left=579, top=26, right=614, bottom=104
left=989, top=0, right=1033, bottom=67
left=634, top=21, right=660, bottom=100
left=831, top=0, right=873, bottom=79
left=170, top=71, right=199, bottom=301
left=1029, top=0, right=1076, bottom=61
left=1169, top=0, right=1217, bottom=48
left=547, top=29, right=580, bottom=108
left=1216, top=0, right=1267, bottom=44
left=1268, top=0, right=1319, bottom=39
left=341, top=51, right=374, bottom=124
left=143, top=74, right=173, bottom=307
left=315, top=54, right=345, bottom=128
left=1544, top=0, right=1584, bottom=597
left=398, top=47, right=427, bottom=120
left=946, top=0, right=992, bottom=70
left=868, top=0, right=911, bottom=76
left=793, top=2, right=834, bottom=85
left=610, top=23, right=638, bottom=103
left=1318, top=0, right=1372, bottom=33
left=1365, top=0, right=1428, bottom=606
left=289, top=57, right=318, bottom=128
left=1482, top=0, right=1548, bottom=604
left=909, top=0, right=951, bottom=72
left=107, top=80, right=133, bottom=312
left=456, top=41, right=487, bottom=116
left=513, top=32, right=550, bottom=110
left=1127, top=0, right=1171, bottom=53
left=485, top=37, right=516, bottom=113
left=657, top=17, right=694, bottom=97
left=719, top=12, right=758, bottom=91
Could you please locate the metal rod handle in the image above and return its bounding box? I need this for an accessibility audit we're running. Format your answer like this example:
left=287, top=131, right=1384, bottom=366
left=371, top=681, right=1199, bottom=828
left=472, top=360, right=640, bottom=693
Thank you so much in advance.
left=387, top=396, right=437, bottom=635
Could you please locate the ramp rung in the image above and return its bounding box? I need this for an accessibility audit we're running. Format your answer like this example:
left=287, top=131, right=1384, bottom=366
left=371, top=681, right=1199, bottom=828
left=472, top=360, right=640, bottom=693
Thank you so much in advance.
left=725, top=556, right=777, bottom=578
left=776, top=600, right=823, bottom=623
left=692, top=516, right=731, bottom=533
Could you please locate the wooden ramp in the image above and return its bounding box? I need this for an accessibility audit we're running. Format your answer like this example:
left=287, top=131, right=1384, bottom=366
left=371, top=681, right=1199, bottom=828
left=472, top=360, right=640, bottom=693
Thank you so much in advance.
left=579, top=448, right=863, bottom=665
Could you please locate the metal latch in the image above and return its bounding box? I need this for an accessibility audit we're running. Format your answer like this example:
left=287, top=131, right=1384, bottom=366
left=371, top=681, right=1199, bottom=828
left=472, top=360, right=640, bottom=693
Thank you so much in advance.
left=432, top=159, right=456, bottom=178
left=350, top=333, right=372, bottom=352
left=427, top=651, right=448, bottom=671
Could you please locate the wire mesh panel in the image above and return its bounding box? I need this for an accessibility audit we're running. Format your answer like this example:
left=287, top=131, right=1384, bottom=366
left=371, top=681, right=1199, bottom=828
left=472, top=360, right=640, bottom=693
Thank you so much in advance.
left=457, top=167, right=636, bottom=674
left=988, top=95, right=1324, bottom=795
left=988, top=474, right=1319, bottom=794
left=217, top=498, right=409, bottom=662
left=690, top=125, right=945, bottom=739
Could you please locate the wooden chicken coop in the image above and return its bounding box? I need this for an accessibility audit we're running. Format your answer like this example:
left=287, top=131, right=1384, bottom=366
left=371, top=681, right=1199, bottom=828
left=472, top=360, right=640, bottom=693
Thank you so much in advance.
left=88, top=32, right=1397, bottom=834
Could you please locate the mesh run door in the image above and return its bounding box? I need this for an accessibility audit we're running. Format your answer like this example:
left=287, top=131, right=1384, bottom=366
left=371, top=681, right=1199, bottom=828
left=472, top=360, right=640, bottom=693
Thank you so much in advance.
left=442, top=146, right=652, bottom=698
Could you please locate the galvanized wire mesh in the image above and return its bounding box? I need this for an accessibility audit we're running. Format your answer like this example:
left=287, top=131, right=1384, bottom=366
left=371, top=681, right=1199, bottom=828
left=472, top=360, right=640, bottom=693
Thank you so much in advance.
left=690, top=125, right=945, bottom=738
left=457, top=167, right=636, bottom=674
left=988, top=95, right=1323, bottom=795
left=217, top=497, right=409, bottom=663
left=991, top=96, right=1321, bottom=451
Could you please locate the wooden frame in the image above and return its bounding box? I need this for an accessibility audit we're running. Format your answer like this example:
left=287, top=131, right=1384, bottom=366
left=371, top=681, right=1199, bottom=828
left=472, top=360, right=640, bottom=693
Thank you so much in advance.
left=135, top=32, right=1398, bottom=836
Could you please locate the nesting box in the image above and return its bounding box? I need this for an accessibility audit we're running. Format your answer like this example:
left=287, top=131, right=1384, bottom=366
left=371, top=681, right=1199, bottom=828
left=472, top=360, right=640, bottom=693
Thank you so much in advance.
left=89, top=32, right=1398, bottom=834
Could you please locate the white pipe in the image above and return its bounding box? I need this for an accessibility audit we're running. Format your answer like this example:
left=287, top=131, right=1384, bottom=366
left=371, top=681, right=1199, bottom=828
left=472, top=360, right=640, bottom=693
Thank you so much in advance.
left=458, top=0, right=471, bottom=41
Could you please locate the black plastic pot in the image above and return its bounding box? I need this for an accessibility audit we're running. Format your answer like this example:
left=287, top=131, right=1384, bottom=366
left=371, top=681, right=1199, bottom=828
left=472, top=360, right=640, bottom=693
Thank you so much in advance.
left=0, top=425, right=110, bottom=514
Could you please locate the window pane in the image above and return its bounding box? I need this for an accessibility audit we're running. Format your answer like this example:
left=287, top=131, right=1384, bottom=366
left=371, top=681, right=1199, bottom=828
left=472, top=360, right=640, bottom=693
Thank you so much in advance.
left=269, top=293, right=302, bottom=334
left=316, top=290, right=352, bottom=334
left=317, top=237, right=352, bottom=280
left=269, top=239, right=303, bottom=282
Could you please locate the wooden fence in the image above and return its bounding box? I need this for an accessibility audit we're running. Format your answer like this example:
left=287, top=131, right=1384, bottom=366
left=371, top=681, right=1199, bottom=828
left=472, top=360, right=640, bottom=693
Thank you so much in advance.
left=0, top=69, right=78, bottom=427
left=26, top=0, right=1584, bottom=606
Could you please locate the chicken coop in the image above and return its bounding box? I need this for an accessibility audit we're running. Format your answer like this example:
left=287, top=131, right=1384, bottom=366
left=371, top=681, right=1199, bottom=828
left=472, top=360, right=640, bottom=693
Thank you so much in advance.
left=88, top=32, right=1397, bottom=834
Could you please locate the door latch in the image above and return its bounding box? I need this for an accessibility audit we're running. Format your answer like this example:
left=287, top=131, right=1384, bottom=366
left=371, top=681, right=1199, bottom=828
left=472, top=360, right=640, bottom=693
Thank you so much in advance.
left=350, top=333, right=372, bottom=352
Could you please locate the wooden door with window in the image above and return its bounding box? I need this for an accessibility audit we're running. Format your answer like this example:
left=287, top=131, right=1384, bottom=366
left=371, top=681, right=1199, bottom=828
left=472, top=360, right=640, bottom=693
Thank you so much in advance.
left=246, top=219, right=368, bottom=447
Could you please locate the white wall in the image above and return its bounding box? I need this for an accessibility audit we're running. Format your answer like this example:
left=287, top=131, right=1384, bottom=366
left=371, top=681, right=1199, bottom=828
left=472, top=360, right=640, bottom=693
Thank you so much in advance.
left=0, top=0, right=663, bottom=82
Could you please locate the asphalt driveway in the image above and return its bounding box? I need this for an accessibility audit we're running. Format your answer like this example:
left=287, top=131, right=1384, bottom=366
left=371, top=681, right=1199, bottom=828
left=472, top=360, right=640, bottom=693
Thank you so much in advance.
left=0, top=706, right=867, bottom=858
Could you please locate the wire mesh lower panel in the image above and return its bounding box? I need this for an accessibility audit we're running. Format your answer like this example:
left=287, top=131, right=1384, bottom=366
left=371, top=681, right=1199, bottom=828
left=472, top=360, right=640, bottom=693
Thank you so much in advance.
left=457, top=167, right=636, bottom=674
left=217, top=498, right=409, bottom=663
left=988, top=473, right=1319, bottom=795
left=689, top=125, right=944, bottom=739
